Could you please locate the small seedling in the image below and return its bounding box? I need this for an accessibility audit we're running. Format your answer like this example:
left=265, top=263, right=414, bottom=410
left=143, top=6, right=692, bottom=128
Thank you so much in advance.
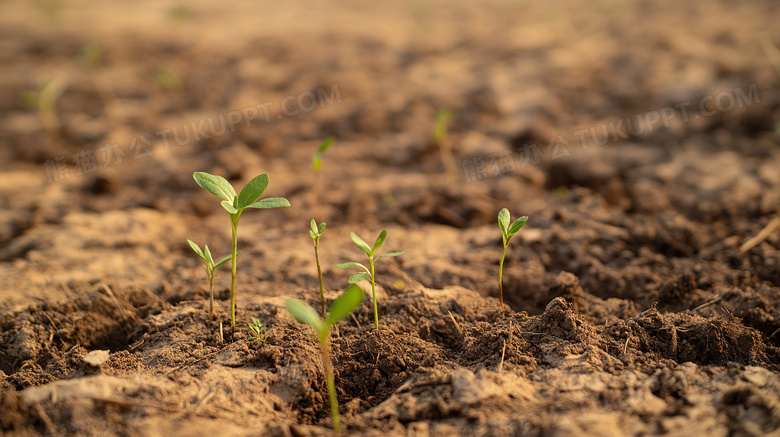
left=310, top=219, right=328, bottom=317
left=193, top=172, right=290, bottom=328
left=335, top=230, right=404, bottom=329
left=312, top=136, right=335, bottom=219
left=497, top=208, right=528, bottom=309
left=187, top=239, right=235, bottom=320
left=247, top=318, right=267, bottom=343
left=286, top=285, right=364, bottom=436
left=434, top=109, right=457, bottom=186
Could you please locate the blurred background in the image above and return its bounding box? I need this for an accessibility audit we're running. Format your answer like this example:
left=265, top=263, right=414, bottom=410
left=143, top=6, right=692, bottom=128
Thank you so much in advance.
left=0, top=0, right=778, bottom=311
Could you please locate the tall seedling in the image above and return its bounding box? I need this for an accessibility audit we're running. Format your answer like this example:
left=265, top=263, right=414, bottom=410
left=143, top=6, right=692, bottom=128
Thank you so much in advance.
left=193, top=172, right=290, bottom=328
left=335, top=230, right=404, bottom=329
left=286, top=285, right=364, bottom=436
left=310, top=219, right=327, bottom=317
left=497, top=208, right=528, bottom=309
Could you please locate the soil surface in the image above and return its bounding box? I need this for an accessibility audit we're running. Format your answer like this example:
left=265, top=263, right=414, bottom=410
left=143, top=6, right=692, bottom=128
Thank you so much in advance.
left=2, top=0, right=780, bottom=436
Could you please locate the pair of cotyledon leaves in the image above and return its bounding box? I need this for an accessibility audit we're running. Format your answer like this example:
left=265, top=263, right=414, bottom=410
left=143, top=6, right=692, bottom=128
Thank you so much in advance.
left=334, top=230, right=405, bottom=284
left=187, top=239, right=234, bottom=272
left=310, top=219, right=326, bottom=239
left=193, top=172, right=290, bottom=216
left=498, top=208, right=528, bottom=241
left=285, top=284, right=364, bottom=336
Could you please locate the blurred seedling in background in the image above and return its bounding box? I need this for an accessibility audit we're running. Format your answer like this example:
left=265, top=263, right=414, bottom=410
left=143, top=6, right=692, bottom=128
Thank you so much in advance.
left=310, top=219, right=328, bottom=317
left=166, top=5, right=194, bottom=22
left=156, top=68, right=182, bottom=92
left=285, top=285, right=364, bottom=436
left=187, top=239, right=235, bottom=320
left=78, top=42, right=103, bottom=68
left=247, top=318, right=267, bottom=343
left=312, top=136, right=335, bottom=220
left=434, top=109, right=457, bottom=186
left=19, top=79, right=65, bottom=136
left=497, top=208, right=528, bottom=309
left=335, top=230, right=404, bottom=329
left=193, top=172, right=290, bottom=329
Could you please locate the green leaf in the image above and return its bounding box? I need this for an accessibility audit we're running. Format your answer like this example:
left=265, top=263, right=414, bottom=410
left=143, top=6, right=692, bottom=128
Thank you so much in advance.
left=193, top=172, right=236, bottom=203
left=498, top=208, right=510, bottom=235
left=187, top=239, right=205, bottom=259
left=310, top=230, right=317, bottom=239
left=318, top=136, right=335, bottom=153
left=318, top=222, right=326, bottom=234
left=221, top=200, right=239, bottom=215
left=325, top=285, right=363, bottom=326
left=213, top=251, right=235, bottom=269
left=347, top=272, right=369, bottom=283
left=203, top=244, right=214, bottom=266
left=434, top=109, right=453, bottom=143
left=350, top=232, right=372, bottom=255
left=285, top=299, right=324, bottom=332
left=310, top=219, right=318, bottom=234
left=312, top=137, right=335, bottom=170
left=237, top=174, right=269, bottom=208
left=373, top=229, right=387, bottom=252
left=507, top=216, right=528, bottom=237
left=246, top=197, right=291, bottom=209
left=377, top=251, right=405, bottom=259
left=334, top=262, right=369, bottom=273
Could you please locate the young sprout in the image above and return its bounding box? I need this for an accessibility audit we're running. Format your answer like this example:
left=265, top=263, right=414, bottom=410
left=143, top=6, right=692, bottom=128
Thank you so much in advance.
left=310, top=219, right=328, bottom=317
left=434, top=109, right=457, bottom=186
left=497, top=208, right=528, bottom=309
left=193, top=172, right=290, bottom=328
left=247, top=318, right=267, bottom=343
left=187, top=239, right=235, bottom=320
left=285, top=285, right=364, bottom=436
left=335, top=230, right=404, bottom=329
left=312, top=136, right=335, bottom=220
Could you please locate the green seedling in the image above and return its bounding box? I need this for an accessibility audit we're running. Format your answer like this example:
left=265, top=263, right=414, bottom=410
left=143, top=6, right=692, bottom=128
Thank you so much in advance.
left=193, top=172, right=290, bottom=328
left=310, top=219, right=328, bottom=317
left=335, top=230, right=404, bottom=329
left=312, top=136, right=335, bottom=220
left=187, top=239, right=235, bottom=320
left=156, top=68, right=181, bottom=92
left=434, top=109, right=457, bottom=186
left=247, top=318, right=267, bottom=343
left=285, top=285, right=364, bottom=437
left=497, top=208, right=528, bottom=309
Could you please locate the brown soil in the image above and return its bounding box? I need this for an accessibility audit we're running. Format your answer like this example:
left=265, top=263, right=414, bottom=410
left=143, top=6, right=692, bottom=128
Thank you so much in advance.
left=2, top=0, right=780, bottom=436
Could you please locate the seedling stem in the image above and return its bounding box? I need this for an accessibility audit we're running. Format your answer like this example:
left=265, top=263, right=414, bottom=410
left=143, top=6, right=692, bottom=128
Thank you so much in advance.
left=310, top=219, right=328, bottom=317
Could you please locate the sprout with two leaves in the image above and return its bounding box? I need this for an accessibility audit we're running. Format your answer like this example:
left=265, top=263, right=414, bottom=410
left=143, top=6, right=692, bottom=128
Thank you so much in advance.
left=497, top=208, right=528, bottom=309
left=187, top=239, right=235, bottom=320
left=335, top=230, right=404, bottom=329
left=285, top=285, right=364, bottom=436
left=193, top=172, right=290, bottom=328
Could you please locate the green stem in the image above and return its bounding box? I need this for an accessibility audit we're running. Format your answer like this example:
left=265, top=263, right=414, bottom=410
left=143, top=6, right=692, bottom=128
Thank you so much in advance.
left=230, top=216, right=239, bottom=329
left=321, top=333, right=340, bottom=436
left=498, top=243, right=508, bottom=309
left=209, top=274, right=215, bottom=320
left=314, top=239, right=326, bottom=317
left=370, top=256, right=378, bottom=329
left=314, top=169, right=322, bottom=220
